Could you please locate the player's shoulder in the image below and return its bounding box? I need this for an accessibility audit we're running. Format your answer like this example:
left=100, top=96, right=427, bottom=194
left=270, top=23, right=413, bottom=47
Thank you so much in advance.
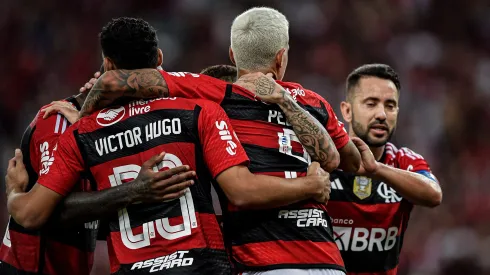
left=148, top=97, right=222, bottom=113
left=385, top=142, right=430, bottom=170
left=160, top=69, right=226, bottom=85
left=277, top=80, right=328, bottom=106
left=32, top=101, right=72, bottom=136
left=189, top=98, right=222, bottom=110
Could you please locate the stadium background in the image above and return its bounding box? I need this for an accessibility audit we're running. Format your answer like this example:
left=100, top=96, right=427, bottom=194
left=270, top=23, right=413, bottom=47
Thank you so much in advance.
left=0, top=0, right=489, bottom=274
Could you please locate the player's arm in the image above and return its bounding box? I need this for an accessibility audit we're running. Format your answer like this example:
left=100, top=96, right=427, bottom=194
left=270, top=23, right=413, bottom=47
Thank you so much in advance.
left=80, top=69, right=169, bottom=117
left=236, top=73, right=340, bottom=172
left=6, top=133, right=195, bottom=229
left=6, top=148, right=72, bottom=230
left=217, top=163, right=328, bottom=209
left=352, top=137, right=442, bottom=207
left=198, top=101, right=330, bottom=209
left=51, top=154, right=196, bottom=226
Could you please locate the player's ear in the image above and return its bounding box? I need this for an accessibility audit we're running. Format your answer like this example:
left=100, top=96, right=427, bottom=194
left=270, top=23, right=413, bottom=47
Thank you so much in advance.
left=340, top=101, right=352, bottom=123
left=103, top=57, right=116, bottom=72
left=229, top=47, right=236, bottom=65
left=157, top=48, right=163, bottom=67
left=275, top=48, right=286, bottom=69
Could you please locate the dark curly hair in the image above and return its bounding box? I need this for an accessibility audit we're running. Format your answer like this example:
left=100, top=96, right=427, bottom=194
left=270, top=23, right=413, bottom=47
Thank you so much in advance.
left=100, top=17, right=159, bottom=69
left=200, top=65, right=237, bottom=83
left=346, top=64, right=401, bottom=101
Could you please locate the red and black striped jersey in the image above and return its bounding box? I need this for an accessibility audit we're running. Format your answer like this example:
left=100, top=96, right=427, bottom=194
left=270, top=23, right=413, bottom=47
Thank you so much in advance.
left=159, top=70, right=348, bottom=273
left=37, top=98, right=249, bottom=275
left=328, top=142, right=437, bottom=275
left=0, top=97, right=97, bottom=275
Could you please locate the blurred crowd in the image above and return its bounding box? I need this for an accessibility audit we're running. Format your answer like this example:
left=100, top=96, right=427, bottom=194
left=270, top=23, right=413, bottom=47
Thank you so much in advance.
left=0, top=0, right=489, bottom=274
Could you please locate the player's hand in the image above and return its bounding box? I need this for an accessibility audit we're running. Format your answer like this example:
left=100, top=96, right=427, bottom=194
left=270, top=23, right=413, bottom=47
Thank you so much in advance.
left=42, top=101, right=79, bottom=124
left=5, top=149, right=29, bottom=196
left=79, top=71, right=101, bottom=94
left=351, top=137, right=379, bottom=176
left=306, top=162, right=331, bottom=204
left=235, top=72, right=288, bottom=104
left=131, top=152, right=196, bottom=203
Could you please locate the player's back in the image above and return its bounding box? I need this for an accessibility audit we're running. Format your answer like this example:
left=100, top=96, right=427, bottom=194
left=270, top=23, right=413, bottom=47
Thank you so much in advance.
left=0, top=97, right=97, bottom=275
left=73, top=97, right=236, bottom=275
left=158, top=71, right=348, bottom=272
left=329, top=143, right=433, bottom=275
left=218, top=81, right=347, bottom=273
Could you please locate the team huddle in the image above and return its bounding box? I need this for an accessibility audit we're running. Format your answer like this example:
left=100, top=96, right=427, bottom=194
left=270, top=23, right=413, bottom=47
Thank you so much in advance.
left=1, top=7, right=442, bottom=275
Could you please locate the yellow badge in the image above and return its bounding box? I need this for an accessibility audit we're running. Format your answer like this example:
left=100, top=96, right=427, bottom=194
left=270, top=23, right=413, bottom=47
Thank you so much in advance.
left=353, top=176, right=372, bottom=200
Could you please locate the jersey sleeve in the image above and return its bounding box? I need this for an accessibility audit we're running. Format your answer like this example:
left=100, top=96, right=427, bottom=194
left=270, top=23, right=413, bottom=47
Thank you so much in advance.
left=31, top=110, right=71, bottom=176
left=319, top=97, right=350, bottom=149
left=197, top=100, right=249, bottom=178
left=37, top=124, right=85, bottom=196
left=396, top=147, right=437, bottom=182
left=159, top=70, right=227, bottom=103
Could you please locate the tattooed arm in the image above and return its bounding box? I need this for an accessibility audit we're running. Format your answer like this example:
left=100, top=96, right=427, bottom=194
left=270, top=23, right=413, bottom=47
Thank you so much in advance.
left=80, top=69, right=169, bottom=117
left=235, top=73, right=340, bottom=172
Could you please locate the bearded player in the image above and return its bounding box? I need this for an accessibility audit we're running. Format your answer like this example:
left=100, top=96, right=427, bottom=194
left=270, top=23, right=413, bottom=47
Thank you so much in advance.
left=328, top=64, right=442, bottom=275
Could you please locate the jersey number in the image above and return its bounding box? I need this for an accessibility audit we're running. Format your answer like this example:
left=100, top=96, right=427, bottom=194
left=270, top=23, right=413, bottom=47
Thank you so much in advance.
left=108, top=153, right=197, bottom=250
left=277, top=128, right=311, bottom=179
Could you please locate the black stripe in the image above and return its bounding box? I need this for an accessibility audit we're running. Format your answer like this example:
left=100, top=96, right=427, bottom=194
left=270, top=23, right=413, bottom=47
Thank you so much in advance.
left=20, top=125, right=38, bottom=192
left=221, top=88, right=329, bottom=125
left=112, top=248, right=231, bottom=275
left=64, top=95, right=81, bottom=111
left=229, top=207, right=334, bottom=245
left=329, top=171, right=407, bottom=204
left=243, top=144, right=309, bottom=173
left=77, top=109, right=195, bottom=167
left=0, top=261, right=49, bottom=275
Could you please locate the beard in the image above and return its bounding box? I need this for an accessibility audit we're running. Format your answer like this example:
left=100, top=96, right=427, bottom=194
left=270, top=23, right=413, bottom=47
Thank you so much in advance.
left=352, top=112, right=395, bottom=147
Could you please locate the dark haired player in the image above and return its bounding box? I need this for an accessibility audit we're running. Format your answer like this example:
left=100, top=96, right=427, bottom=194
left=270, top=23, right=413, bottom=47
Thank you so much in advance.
left=77, top=7, right=364, bottom=275
left=328, top=64, right=442, bottom=275
left=200, top=65, right=237, bottom=83
left=0, top=18, right=197, bottom=275
left=5, top=17, right=332, bottom=275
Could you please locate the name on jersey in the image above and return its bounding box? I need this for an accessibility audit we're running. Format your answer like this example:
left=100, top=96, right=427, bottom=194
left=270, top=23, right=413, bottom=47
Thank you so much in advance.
left=131, top=250, right=193, bottom=273
left=278, top=209, right=328, bottom=228
left=128, top=98, right=177, bottom=117
left=40, top=141, right=56, bottom=175
left=95, top=118, right=182, bottom=156
left=333, top=226, right=398, bottom=252
left=268, top=110, right=291, bottom=126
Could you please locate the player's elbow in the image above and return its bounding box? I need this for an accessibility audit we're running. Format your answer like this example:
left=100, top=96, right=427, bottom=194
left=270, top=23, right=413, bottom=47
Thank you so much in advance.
left=339, top=157, right=361, bottom=173
left=426, top=191, right=442, bottom=208
left=338, top=143, right=361, bottom=173
left=225, top=188, right=258, bottom=209
left=13, top=210, right=47, bottom=230
left=323, top=153, right=340, bottom=173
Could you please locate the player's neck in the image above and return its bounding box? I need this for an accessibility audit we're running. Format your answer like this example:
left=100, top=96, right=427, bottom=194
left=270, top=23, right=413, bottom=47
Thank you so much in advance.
left=370, top=145, right=385, bottom=161
left=237, top=68, right=277, bottom=80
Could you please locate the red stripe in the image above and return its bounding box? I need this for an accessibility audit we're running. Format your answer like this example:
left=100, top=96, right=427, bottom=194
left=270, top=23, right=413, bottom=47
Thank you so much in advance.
left=232, top=240, right=344, bottom=267
left=108, top=213, right=224, bottom=267
left=43, top=240, right=94, bottom=275
left=0, top=230, right=93, bottom=275
left=347, top=266, right=398, bottom=275
left=231, top=120, right=306, bottom=153
left=0, top=231, right=40, bottom=272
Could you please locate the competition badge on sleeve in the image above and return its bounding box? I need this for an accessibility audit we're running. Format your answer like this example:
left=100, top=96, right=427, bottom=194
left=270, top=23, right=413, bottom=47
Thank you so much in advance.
left=353, top=176, right=372, bottom=199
